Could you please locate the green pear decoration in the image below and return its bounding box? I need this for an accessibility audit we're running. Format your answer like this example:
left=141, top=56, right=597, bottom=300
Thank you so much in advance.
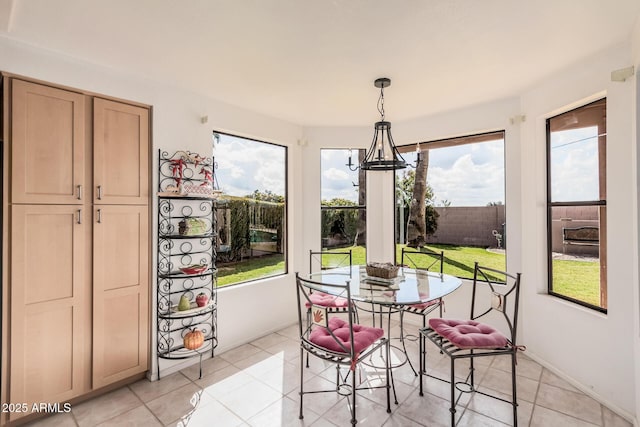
left=178, top=294, right=191, bottom=311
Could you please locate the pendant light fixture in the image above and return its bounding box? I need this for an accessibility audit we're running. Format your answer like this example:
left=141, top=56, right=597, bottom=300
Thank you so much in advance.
left=347, top=77, right=420, bottom=171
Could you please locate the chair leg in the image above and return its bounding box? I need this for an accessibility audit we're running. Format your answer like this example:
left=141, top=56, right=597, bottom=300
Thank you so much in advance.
left=419, top=333, right=424, bottom=396
left=299, top=348, right=304, bottom=420
left=438, top=302, right=444, bottom=355
left=399, top=309, right=419, bottom=377
left=511, top=352, right=519, bottom=427
left=305, top=310, right=310, bottom=368
left=386, top=308, right=398, bottom=405
left=470, top=350, right=475, bottom=390
left=351, top=361, right=357, bottom=425
left=450, top=357, right=456, bottom=427
left=421, top=313, right=427, bottom=376
left=386, top=340, right=391, bottom=413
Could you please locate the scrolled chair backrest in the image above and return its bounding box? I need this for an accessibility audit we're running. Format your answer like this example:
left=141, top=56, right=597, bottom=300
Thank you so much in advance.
left=295, top=272, right=356, bottom=358
left=470, top=262, right=522, bottom=344
left=401, top=247, right=444, bottom=274
left=309, top=249, right=353, bottom=274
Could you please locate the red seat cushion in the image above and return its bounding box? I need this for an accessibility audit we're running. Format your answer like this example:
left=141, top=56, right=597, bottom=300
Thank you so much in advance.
left=429, top=318, right=508, bottom=349
left=310, top=317, right=384, bottom=354
left=305, top=292, right=350, bottom=309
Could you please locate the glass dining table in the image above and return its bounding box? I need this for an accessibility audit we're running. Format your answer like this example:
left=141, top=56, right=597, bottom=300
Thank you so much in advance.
left=307, top=264, right=462, bottom=308
left=306, top=264, right=463, bottom=402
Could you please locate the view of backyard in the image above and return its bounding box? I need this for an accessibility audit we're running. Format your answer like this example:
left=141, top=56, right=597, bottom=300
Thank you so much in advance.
left=213, top=132, right=601, bottom=309
left=215, top=244, right=600, bottom=306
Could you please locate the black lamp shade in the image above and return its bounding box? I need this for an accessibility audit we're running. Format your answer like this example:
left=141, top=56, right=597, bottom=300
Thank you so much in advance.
left=360, top=121, right=407, bottom=171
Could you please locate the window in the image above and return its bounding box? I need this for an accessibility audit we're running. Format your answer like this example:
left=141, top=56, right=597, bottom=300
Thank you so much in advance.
left=547, top=99, right=606, bottom=312
left=395, top=132, right=506, bottom=280
left=320, top=149, right=366, bottom=264
left=212, top=132, right=287, bottom=287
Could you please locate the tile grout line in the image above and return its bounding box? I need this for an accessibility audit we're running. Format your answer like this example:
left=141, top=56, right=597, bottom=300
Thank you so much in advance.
left=526, top=364, right=544, bottom=427
left=131, top=378, right=180, bottom=427
left=533, top=373, right=603, bottom=427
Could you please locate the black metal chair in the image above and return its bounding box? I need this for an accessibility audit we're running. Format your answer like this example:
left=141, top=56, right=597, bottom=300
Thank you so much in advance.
left=295, top=273, right=391, bottom=425
left=308, top=249, right=358, bottom=320
left=306, top=249, right=358, bottom=366
left=419, top=262, right=523, bottom=426
left=395, top=247, right=445, bottom=375
left=309, top=248, right=353, bottom=273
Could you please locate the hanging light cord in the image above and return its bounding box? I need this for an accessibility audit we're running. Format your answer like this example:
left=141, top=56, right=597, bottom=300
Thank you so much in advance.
left=377, top=86, right=385, bottom=121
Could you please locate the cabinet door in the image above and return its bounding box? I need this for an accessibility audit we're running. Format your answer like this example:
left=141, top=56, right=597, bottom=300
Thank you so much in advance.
left=93, top=205, right=149, bottom=388
left=10, top=205, right=87, bottom=419
left=93, top=98, right=149, bottom=205
left=11, top=80, right=85, bottom=204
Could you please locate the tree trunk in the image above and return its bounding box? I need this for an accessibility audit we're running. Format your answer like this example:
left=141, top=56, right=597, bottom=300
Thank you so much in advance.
left=355, top=149, right=367, bottom=246
left=406, top=150, right=429, bottom=248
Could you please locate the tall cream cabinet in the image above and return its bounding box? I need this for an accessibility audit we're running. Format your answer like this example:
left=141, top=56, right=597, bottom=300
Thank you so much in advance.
left=2, top=76, right=151, bottom=424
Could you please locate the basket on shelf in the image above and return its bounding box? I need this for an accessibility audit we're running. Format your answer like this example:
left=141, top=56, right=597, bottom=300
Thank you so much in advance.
left=366, top=262, right=399, bottom=279
left=179, top=218, right=208, bottom=236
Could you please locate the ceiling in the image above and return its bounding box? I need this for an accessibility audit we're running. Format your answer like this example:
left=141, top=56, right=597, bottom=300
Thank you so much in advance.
left=1, top=0, right=639, bottom=126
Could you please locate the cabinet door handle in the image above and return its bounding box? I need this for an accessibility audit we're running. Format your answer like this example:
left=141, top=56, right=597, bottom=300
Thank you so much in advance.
left=97, top=209, right=102, bottom=224
left=77, top=185, right=82, bottom=200
left=77, top=209, right=82, bottom=225
left=97, top=185, right=103, bottom=200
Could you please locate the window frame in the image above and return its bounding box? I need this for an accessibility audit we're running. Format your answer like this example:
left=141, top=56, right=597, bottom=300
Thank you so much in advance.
left=319, top=148, right=366, bottom=254
left=545, top=98, right=607, bottom=313
left=212, top=130, right=288, bottom=287
left=394, top=130, right=506, bottom=277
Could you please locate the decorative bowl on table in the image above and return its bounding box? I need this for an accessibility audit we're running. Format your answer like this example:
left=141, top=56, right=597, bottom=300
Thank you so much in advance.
left=179, top=264, right=208, bottom=275
left=366, top=262, right=399, bottom=279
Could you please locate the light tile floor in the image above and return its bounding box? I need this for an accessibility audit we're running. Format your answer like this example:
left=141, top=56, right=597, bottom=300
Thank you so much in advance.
left=26, top=320, right=632, bottom=427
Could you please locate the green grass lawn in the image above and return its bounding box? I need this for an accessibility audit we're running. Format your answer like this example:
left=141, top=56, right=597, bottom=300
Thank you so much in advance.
left=552, top=258, right=601, bottom=307
left=216, top=254, right=285, bottom=287
left=395, top=244, right=506, bottom=279
left=215, top=244, right=601, bottom=306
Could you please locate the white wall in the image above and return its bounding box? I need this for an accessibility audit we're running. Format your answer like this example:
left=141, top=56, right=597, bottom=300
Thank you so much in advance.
left=631, top=15, right=640, bottom=426
left=0, top=36, right=304, bottom=379
left=520, top=42, right=637, bottom=418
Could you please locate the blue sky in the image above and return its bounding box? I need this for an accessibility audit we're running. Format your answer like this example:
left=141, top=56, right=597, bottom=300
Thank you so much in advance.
left=550, top=126, right=600, bottom=202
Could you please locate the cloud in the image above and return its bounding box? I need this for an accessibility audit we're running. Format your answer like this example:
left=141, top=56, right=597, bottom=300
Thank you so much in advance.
left=323, top=167, right=350, bottom=182
left=215, top=134, right=286, bottom=197
left=550, top=129, right=599, bottom=202
left=427, top=149, right=505, bottom=206
left=321, top=149, right=361, bottom=202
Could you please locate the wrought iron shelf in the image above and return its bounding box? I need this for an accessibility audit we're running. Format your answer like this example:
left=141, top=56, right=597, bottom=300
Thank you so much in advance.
left=157, top=336, right=217, bottom=360
left=156, top=149, right=218, bottom=380
left=159, top=233, right=216, bottom=240
left=158, top=268, right=217, bottom=280
left=158, top=195, right=219, bottom=201
left=158, top=304, right=216, bottom=320
left=157, top=316, right=215, bottom=335
left=160, top=286, right=214, bottom=298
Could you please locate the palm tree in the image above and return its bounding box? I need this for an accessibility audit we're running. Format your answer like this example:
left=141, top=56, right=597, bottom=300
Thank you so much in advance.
left=407, top=150, right=430, bottom=248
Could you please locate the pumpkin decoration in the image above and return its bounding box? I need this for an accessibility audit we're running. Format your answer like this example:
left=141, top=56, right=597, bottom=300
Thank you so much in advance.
left=183, top=328, right=204, bottom=350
